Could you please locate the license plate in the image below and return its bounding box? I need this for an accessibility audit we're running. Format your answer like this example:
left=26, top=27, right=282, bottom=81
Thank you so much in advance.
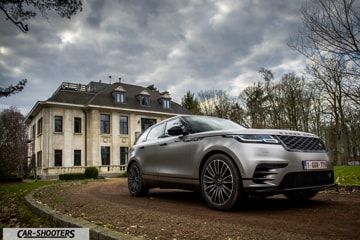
left=303, top=160, right=327, bottom=170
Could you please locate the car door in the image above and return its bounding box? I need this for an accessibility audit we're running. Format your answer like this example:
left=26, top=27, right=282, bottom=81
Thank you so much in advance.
left=156, top=118, right=192, bottom=181
left=137, top=122, right=166, bottom=176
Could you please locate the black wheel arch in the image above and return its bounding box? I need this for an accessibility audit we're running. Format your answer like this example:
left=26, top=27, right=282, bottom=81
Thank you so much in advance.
left=127, top=159, right=138, bottom=172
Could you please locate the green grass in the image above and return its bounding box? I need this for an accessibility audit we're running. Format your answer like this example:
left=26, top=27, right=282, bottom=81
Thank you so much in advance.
left=0, top=180, right=58, bottom=237
left=334, top=166, right=360, bottom=186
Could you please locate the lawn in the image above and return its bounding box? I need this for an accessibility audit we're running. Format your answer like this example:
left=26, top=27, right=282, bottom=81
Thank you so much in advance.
left=334, top=165, right=360, bottom=186
left=0, top=180, right=58, bottom=238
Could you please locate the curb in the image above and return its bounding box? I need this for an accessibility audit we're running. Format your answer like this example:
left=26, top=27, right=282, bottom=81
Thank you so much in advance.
left=25, top=185, right=140, bottom=240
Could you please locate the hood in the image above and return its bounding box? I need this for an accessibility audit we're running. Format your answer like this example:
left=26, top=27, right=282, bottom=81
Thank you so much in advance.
left=190, top=128, right=319, bottom=138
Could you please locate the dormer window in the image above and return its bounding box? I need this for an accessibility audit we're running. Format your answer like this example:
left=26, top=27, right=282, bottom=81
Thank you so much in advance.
left=162, top=99, right=170, bottom=109
left=112, top=85, right=127, bottom=104
left=137, top=89, right=151, bottom=106
left=116, top=92, right=125, bottom=103
left=159, top=93, right=171, bottom=109
left=140, top=95, right=150, bottom=106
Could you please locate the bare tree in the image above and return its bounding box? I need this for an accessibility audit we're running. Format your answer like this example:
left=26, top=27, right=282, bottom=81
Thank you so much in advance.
left=258, top=68, right=281, bottom=128
left=259, top=67, right=274, bottom=88
left=0, top=107, right=28, bottom=177
left=278, top=73, right=314, bottom=132
left=197, top=90, right=217, bottom=116
left=345, top=108, right=360, bottom=162
left=239, top=83, right=268, bottom=128
left=198, top=90, right=237, bottom=119
left=0, top=0, right=82, bottom=32
left=308, top=57, right=349, bottom=165
left=288, top=0, right=360, bottom=103
left=289, top=0, right=360, bottom=72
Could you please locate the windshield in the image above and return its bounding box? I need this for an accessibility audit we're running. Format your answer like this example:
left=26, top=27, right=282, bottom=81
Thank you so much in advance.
left=182, top=116, right=245, bottom=133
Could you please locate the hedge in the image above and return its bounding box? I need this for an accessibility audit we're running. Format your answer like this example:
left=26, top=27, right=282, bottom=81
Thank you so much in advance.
left=0, top=176, right=23, bottom=183
left=59, top=173, right=86, bottom=180
left=84, top=167, right=99, bottom=179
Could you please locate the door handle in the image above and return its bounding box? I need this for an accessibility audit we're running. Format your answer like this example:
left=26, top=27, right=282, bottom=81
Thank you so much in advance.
left=160, top=143, right=167, bottom=146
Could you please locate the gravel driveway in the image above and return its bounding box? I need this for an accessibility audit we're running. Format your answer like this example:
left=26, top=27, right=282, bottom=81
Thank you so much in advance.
left=35, top=178, right=360, bottom=240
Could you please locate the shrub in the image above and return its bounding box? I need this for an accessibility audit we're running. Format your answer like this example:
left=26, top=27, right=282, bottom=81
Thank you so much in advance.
left=59, top=173, right=85, bottom=180
left=117, top=172, right=127, bottom=178
left=0, top=176, right=23, bottom=183
left=84, top=167, right=99, bottom=179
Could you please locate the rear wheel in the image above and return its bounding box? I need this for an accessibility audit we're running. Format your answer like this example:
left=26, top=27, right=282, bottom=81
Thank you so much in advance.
left=127, top=162, right=149, bottom=197
left=284, top=190, right=319, bottom=200
left=201, top=154, right=244, bottom=211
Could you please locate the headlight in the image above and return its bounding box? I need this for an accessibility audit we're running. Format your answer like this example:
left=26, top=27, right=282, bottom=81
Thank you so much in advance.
left=234, top=134, right=280, bottom=144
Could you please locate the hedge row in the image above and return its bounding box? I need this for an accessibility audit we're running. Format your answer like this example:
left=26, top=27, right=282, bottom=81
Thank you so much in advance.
left=59, top=173, right=86, bottom=180
left=59, top=167, right=99, bottom=180
left=0, top=176, right=23, bottom=183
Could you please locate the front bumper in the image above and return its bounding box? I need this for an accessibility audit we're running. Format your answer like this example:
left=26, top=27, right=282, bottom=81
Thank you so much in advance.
left=243, top=170, right=335, bottom=194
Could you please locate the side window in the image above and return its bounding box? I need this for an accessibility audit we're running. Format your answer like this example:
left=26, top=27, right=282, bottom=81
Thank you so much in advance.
left=164, top=118, right=183, bottom=136
left=135, top=131, right=148, bottom=144
left=120, top=147, right=128, bottom=165
left=120, top=116, right=128, bottom=135
left=146, top=123, right=165, bottom=141
left=54, top=116, right=63, bottom=132
left=32, top=124, right=35, bottom=139
left=74, top=117, right=82, bottom=133
left=37, top=118, right=43, bottom=135
left=74, top=150, right=81, bottom=166
left=100, top=114, right=110, bottom=134
left=54, top=149, right=62, bottom=166
left=101, top=146, right=110, bottom=165
left=37, top=151, right=42, bottom=167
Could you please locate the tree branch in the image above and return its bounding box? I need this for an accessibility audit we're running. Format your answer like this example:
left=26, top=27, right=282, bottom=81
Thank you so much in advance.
left=0, top=79, right=28, bottom=98
left=0, top=6, right=28, bottom=32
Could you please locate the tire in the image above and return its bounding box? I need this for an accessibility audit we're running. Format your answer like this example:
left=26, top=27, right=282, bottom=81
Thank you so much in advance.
left=284, top=190, right=319, bottom=200
left=127, top=162, right=149, bottom=197
left=201, top=154, right=244, bottom=211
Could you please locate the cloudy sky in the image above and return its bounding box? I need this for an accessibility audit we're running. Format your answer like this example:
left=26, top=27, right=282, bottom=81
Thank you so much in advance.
left=1, top=0, right=308, bottom=115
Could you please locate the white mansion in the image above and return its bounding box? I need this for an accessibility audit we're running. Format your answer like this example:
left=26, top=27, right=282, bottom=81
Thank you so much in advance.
left=25, top=81, right=190, bottom=179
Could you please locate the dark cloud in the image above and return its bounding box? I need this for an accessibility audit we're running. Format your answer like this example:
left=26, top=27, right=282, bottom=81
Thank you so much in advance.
left=0, top=0, right=307, bottom=114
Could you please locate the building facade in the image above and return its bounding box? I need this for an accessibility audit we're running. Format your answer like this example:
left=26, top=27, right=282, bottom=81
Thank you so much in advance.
left=25, top=81, right=190, bottom=179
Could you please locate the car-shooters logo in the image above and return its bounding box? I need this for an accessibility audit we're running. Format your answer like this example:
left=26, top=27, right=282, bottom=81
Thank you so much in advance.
left=3, top=228, right=89, bottom=240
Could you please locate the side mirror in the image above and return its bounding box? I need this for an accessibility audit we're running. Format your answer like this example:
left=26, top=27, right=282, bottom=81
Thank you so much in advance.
left=167, top=126, right=185, bottom=136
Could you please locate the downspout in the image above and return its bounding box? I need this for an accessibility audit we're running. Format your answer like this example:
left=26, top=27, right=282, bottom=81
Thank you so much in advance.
left=83, top=109, right=88, bottom=167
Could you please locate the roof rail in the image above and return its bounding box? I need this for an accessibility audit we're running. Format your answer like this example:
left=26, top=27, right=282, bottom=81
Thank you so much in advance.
left=52, top=82, right=97, bottom=96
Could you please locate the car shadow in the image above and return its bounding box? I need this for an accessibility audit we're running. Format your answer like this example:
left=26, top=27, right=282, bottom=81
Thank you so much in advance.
left=238, top=196, right=329, bottom=212
left=146, top=189, right=332, bottom=212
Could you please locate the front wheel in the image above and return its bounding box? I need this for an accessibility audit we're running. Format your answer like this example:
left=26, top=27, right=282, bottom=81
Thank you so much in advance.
left=127, top=162, right=149, bottom=197
left=284, top=190, right=319, bottom=200
left=201, top=154, right=244, bottom=211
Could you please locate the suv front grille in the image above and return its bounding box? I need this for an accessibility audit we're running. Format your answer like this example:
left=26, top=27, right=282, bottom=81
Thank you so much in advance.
left=276, top=135, right=327, bottom=152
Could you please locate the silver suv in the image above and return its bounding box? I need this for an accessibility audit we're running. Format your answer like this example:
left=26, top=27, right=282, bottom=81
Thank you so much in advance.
left=127, top=115, right=334, bottom=211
